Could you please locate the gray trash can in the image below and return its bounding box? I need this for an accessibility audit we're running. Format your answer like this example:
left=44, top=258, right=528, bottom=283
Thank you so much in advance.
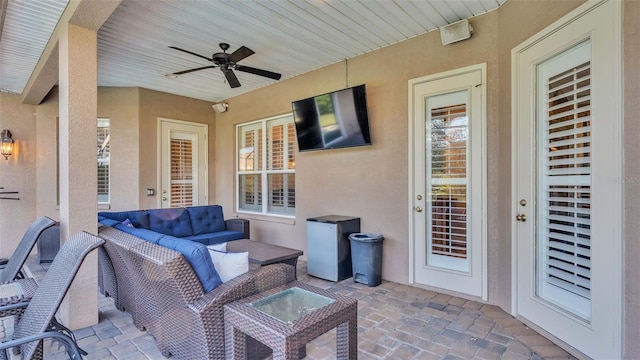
left=349, top=233, right=384, bottom=287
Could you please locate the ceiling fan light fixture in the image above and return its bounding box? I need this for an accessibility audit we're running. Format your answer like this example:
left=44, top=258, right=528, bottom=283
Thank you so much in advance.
left=164, top=73, right=178, bottom=79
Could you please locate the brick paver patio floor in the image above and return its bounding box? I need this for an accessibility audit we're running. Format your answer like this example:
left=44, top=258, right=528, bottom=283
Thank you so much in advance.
left=21, top=258, right=575, bottom=360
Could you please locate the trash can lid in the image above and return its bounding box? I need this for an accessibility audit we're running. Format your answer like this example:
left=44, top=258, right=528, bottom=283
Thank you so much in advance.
left=349, top=233, right=384, bottom=242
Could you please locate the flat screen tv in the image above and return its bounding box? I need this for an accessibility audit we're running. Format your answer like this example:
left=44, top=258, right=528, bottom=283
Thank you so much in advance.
left=292, top=84, right=371, bottom=152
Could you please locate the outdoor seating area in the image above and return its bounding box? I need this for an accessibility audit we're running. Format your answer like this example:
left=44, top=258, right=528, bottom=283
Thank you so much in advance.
left=0, top=217, right=576, bottom=359
left=11, top=257, right=574, bottom=360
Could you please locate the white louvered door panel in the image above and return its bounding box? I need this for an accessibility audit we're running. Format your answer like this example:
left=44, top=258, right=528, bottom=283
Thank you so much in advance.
left=170, top=136, right=194, bottom=208
left=538, top=42, right=591, bottom=319
left=427, top=93, right=469, bottom=272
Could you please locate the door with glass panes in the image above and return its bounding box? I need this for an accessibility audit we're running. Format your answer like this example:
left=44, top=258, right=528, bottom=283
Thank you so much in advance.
left=512, top=2, right=621, bottom=358
left=410, top=64, right=486, bottom=299
left=158, top=118, right=208, bottom=208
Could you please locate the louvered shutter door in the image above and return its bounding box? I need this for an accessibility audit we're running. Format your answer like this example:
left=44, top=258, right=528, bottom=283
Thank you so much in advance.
left=542, top=61, right=591, bottom=300
left=429, top=101, right=468, bottom=261
left=170, top=138, right=193, bottom=208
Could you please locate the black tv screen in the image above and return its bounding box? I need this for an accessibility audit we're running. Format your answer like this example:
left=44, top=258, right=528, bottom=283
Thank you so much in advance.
left=292, top=84, right=371, bottom=152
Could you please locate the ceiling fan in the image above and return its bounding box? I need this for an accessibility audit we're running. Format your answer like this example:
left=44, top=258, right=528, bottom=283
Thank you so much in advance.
left=168, top=43, right=282, bottom=88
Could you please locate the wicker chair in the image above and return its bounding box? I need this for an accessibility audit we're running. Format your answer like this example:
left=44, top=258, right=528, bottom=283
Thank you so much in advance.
left=0, top=231, right=104, bottom=359
left=0, top=217, right=56, bottom=283
left=98, top=226, right=295, bottom=359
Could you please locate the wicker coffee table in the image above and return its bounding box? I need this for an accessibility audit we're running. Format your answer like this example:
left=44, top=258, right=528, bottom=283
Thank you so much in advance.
left=224, top=281, right=358, bottom=359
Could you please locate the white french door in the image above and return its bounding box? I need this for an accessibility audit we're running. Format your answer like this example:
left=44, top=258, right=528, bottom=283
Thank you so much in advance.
left=158, top=118, right=208, bottom=208
left=512, top=1, right=621, bottom=358
left=409, top=64, right=486, bottom=299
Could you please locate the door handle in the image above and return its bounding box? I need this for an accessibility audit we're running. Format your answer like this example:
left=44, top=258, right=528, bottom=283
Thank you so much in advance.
left=516, top=214, right=527, bottom=222
left=162, top=196, right=167, bottom=201
left=416, top=206, right=423, bottom=213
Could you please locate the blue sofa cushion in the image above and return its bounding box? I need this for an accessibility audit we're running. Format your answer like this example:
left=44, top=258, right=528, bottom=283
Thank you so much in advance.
left=114, top=224, right=166, bottom=244
left=156, top=234, right=222, bottom=292
left=184, top=231, right=244, bottom=246
left=114, top=223, right=222, bottom=292
left=99, top=210, right=150, bottom=229
left=148, top=208, right=193, bottom=237
left=187, top=205, right=226, bottom=235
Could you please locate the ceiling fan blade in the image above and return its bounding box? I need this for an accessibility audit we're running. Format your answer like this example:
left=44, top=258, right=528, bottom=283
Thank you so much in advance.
left=172, top=65, right=217, bottom=75
left=235, top=65, right=282, bottom=80
left=222, top=68, right=241, bottom=88
left=169, top=46, right=212, bottom=62
left=227, top=46, right=255, bottom=63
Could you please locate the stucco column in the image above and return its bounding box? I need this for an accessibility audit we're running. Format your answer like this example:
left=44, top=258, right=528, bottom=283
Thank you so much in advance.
left=58, top=23, right=98, bottom=329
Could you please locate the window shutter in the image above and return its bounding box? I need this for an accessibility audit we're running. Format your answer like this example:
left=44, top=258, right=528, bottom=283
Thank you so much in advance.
left=268, top=123, right=284, bottom=170
left=237, top=115, right=296, bottom=215
left=429, top=102, right=468, bottom=260
left=170, top=138, right=193, bottom=208
left=97, top=119, right=110, bottom=203
left=543, top=61, right=591, bottom=299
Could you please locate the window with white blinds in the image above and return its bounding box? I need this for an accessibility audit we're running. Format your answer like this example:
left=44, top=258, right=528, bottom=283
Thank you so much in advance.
left=170, top=137, right=194, bottom=208
left=238, top=123, right=262, bottom=212
left=237, top=114, right=296, bottom=216
left=97, top=118, right=110, bottom=204
left=542, top=60, right=592, bottom=301
left=429, top=100, right=469, bottom=262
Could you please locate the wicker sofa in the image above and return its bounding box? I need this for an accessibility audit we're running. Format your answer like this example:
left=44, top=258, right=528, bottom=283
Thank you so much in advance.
left=97, top=225, right=296, bottom=359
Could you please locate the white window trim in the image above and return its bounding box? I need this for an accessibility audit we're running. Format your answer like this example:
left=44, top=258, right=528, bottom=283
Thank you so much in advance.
left=97, top=118, right=110, bottom=205
left=236, top=113, right=296, bottom=219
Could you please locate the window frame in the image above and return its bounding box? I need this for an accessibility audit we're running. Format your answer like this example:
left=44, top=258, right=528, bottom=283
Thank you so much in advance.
left=97, top=118, right=110, bottom=205
left=236, top=113, right=296, bottom=218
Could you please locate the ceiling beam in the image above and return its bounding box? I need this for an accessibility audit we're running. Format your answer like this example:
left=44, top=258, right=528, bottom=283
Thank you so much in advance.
left=21, top=0, right=122, bottom=105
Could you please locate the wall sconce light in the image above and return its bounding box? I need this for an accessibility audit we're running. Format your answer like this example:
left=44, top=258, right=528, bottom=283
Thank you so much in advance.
left=0, top=130, right=14, bottom=160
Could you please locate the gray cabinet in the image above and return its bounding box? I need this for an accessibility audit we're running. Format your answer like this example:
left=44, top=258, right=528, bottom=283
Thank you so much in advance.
left=306, top=215, right=360, bottom=281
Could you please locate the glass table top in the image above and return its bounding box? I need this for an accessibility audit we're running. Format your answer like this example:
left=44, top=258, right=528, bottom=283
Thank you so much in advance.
left=248, top=286, right=335, bottom=324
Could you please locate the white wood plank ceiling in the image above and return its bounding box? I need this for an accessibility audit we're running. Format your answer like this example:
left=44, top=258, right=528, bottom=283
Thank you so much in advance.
left=0, top=0, right=68, bottom=94
left=1, top=0, right=506, bottom=103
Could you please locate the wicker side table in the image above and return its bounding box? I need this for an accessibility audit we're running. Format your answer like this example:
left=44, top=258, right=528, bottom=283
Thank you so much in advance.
left=224, top=281, right=357, bottom=360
